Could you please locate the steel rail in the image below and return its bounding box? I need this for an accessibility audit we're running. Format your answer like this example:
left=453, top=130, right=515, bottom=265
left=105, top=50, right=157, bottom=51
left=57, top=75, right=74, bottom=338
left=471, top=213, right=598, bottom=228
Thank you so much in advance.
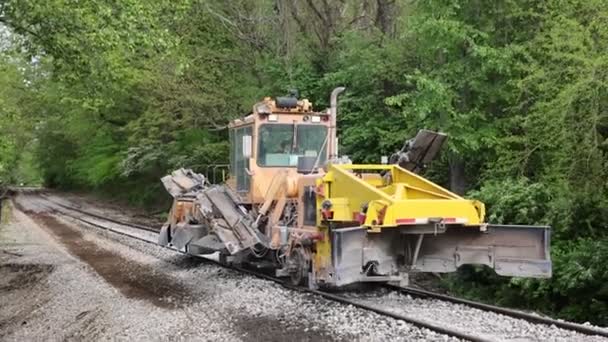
left=29, top=195, right=608, bottom=340
left=40, top=194, right=159, bottom=234
left=391, top=285, right=608, bottom=338
left=30, top=196, right=492, bottom=342
left=32, top=199, right=162, bottom=248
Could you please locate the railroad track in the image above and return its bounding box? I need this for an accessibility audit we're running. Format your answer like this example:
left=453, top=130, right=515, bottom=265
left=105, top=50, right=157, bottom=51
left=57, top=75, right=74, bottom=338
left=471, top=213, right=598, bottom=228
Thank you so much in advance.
left=392, top=285, right=608, bottom=338
left=27, top=194, right=608, bottom=341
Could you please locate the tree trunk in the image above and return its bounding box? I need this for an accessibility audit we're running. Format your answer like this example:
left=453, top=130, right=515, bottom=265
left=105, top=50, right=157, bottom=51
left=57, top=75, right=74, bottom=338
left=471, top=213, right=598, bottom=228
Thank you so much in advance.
left=375, top=0, right=396, bottom=37
left=449, top=155, right=466, bottom=195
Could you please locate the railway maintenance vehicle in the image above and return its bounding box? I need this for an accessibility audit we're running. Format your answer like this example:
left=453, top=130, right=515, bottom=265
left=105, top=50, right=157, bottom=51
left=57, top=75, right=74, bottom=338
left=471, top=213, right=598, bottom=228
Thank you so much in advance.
left=158, top=88, right=552, bottom=288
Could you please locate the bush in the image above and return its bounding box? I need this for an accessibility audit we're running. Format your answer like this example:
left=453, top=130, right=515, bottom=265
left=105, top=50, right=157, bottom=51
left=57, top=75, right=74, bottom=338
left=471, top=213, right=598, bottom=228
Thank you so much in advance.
left=443, top=178, right=608, bottom=325
left=468, top=178, right=552, bottom=225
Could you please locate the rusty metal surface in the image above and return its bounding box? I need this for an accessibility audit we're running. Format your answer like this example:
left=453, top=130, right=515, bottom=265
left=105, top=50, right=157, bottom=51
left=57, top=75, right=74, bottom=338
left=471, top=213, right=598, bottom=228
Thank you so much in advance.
left=390, top=130, right=448, bottom=173
left=161, top=168, right=206, bottom=198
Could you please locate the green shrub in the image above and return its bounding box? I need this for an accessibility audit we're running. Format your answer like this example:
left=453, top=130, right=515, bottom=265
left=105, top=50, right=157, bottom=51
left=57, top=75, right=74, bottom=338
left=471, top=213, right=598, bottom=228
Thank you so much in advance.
left=443, top=178, right=608, bottom=325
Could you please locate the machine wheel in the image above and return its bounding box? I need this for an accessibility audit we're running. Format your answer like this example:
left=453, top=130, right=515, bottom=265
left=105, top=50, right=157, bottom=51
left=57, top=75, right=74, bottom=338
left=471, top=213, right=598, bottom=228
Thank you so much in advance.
left=287, top=247, right=309, bottom=286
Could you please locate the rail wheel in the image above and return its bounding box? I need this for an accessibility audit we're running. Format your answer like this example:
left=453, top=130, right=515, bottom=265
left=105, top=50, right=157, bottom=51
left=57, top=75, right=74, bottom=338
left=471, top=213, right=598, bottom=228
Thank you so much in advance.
left=287, top=246, right=310, bottom=286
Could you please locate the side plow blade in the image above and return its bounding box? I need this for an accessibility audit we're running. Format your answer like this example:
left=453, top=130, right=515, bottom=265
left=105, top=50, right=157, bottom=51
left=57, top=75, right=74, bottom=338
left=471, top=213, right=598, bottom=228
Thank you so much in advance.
left=413, top=225, right=551, bottom=278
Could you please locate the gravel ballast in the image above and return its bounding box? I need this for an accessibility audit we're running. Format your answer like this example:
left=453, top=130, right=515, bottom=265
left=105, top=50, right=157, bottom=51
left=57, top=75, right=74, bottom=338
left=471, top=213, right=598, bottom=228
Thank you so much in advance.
left=3, top=195, right=457, bottom=341
left=8, top=192, right=608, bottom=341
left=345, top=289, right=608, bottom=342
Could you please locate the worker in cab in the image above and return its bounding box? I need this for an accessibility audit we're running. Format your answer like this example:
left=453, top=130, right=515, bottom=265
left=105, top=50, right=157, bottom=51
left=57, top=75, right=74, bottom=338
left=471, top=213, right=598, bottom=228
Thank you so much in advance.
left=279, top=140, right=291, bottom=154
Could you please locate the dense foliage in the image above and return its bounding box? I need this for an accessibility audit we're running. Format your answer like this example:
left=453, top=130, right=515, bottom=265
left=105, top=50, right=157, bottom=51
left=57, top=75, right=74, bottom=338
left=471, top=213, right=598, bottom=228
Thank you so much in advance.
left=1, top=0, right=607, bottom=324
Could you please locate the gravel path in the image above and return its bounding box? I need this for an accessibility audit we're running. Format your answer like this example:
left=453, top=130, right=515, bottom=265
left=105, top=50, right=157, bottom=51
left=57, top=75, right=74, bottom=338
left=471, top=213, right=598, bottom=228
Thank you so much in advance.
left=2, top=194, right=457, bottom=341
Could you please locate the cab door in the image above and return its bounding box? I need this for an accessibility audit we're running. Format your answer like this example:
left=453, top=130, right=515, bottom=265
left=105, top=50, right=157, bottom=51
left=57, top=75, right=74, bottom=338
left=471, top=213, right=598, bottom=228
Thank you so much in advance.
left=230, top=126, right=252, bottom=193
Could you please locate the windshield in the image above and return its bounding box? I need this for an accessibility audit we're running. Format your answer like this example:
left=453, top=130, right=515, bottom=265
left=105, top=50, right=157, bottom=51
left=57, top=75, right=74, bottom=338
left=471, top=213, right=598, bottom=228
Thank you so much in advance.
left=257, top=124, right=328, bottom=167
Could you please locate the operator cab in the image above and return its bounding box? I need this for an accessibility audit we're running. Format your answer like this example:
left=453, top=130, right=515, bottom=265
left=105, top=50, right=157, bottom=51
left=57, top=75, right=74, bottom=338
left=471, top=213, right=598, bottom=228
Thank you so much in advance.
left=228, top=94, right=331, bottom=204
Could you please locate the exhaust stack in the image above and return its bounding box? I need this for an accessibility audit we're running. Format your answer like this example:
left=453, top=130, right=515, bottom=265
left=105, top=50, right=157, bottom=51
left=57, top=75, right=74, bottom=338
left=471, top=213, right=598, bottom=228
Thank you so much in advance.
left=329, top=87, right=346, bottom=160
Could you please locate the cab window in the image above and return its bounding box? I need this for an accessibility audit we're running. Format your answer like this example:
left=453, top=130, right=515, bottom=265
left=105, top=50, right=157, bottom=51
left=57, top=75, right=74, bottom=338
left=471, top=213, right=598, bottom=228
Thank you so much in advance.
left=257, top=124, right=327, bottom=167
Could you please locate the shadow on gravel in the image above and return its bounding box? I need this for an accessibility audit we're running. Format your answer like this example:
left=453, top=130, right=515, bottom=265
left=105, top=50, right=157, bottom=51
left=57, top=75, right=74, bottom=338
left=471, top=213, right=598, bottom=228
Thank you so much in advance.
left=232, top=314, right=340, bottom=342
left=31, top=213, right=191, bottom=309
left=165, top=254, right=210, bottom=269
left=0, top=263, right=54, bottom=336
left=0, top=263, right=54, bottom=292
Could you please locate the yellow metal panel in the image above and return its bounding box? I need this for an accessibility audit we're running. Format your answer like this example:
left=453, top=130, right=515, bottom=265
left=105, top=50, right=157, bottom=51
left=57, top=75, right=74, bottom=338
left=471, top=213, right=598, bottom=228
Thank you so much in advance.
left=339, top=164, right=394, bottom=171
left=390, top=165, right=462, bottom=199
left=361, top=173, right=384, bottom=187
left=329, top=197, right=351, bottom=221
left=380, top=199, right=483, bottom=226
left=337, top=164, right=462, bottom=200
left=319, top=163, right=485, bottom=229
left=312, top=227, right=331, bottom=274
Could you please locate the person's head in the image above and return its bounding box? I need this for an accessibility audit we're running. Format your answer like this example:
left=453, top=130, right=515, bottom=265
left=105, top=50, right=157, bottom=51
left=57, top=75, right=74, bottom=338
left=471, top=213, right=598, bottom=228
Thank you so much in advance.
left=280, top=140, right=290, bottom=153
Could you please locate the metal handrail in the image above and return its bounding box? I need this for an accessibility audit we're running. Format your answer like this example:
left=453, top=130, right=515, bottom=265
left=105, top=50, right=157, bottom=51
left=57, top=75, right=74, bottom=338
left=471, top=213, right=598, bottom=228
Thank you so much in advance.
left=185, top=163, right=230, bottom=184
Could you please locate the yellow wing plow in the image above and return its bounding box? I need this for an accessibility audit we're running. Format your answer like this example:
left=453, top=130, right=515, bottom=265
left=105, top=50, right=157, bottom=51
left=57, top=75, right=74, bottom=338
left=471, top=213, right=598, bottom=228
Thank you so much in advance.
left=314, top=163, right=551, bottom=286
